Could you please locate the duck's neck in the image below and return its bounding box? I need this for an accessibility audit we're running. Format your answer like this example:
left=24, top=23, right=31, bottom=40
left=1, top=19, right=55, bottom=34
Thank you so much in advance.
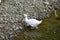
left=25, top=16, right=28, bottom=21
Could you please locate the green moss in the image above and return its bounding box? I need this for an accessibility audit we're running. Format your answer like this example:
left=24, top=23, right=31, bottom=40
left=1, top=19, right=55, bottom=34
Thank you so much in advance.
left=13, top=9, right=60, bottom=40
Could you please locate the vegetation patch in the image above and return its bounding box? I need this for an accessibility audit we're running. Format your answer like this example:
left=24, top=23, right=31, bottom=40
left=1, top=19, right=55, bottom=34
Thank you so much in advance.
left=13, top=9, right=60, bottom=40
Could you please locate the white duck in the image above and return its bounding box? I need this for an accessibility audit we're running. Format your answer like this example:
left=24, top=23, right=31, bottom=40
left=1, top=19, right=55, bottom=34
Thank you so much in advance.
left=24, top=14, right=42, bottom=29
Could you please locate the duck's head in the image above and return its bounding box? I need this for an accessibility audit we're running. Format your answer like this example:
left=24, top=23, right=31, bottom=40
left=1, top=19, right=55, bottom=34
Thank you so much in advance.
left=23, top=14, right=27, bottom=17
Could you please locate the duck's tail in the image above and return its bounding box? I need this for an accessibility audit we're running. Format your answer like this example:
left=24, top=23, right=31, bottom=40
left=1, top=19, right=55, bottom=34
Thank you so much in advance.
left=39, top=20, right=42, bottom=24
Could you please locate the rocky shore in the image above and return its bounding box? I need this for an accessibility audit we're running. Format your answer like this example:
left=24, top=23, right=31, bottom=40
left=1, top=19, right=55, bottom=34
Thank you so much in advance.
left=0, top=0, right=60, bottom=40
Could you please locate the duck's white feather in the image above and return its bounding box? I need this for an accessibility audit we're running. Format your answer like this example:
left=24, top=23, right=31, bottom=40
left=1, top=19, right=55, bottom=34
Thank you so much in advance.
left=24, top=14, right=42, bottom=28
left=26, top=19, right=42, bottom=27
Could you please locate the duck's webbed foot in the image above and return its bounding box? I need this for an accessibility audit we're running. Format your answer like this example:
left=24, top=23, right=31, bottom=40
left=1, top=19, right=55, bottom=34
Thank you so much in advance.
left=27, top=24, right=30, bottom=26
left=36, top=27, right=38, bottom=29
left=31, top=27, right=34, bottom=29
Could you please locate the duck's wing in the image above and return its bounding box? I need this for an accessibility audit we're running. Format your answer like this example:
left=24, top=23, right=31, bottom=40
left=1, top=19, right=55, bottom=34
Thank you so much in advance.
left=27, top=19, right=41, bottom=27
left=29, top=19, right=40, bottom=23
